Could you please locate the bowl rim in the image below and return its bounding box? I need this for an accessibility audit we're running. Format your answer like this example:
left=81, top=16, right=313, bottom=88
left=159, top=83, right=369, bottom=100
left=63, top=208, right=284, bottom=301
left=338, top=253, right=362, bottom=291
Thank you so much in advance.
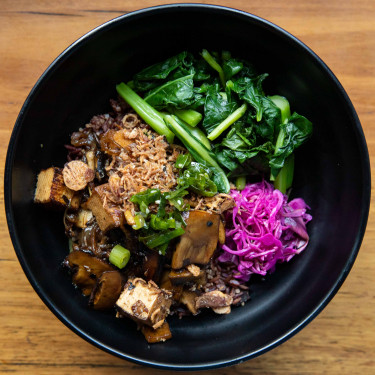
left=4, top=3, right=371, bottom=370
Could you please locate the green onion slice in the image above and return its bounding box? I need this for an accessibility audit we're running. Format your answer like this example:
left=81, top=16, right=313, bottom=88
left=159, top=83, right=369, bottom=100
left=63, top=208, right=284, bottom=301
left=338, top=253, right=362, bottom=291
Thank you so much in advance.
left=109, top=245, right=131, bottom=269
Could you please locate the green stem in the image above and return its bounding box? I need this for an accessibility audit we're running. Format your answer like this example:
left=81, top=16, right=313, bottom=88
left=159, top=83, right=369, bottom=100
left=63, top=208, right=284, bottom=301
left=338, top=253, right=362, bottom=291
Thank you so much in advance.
left=170, top=108, right=202, bottom=127
left=235, top=176, right=246, bottom=190
left=269, top=95, right=291, bottom=124
left=201, top=49, right=226, bottom=87
left=116, top=82, right=175, bottom=143
left=274, top=154, right=294, bottom=193
left=207, top=103, right=247, bottom=141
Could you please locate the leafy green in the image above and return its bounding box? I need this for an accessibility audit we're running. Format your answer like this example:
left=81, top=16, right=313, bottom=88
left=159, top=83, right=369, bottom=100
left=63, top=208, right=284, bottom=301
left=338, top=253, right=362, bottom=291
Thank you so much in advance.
left=269, top=113, right=313, bottom=177
left=133, top=51, right=194, bottom=92
left=254, top=97, right=282, bottom=142
left=222, top=58, right=243, bottom=80
left=207, top=103, right=247, bottom=141
left=213, top=120, right=274, bottom=176
left=230, top=74, right=268, bottom=122
left=274, top=153, right=294, bottom=193
left=120, top=49, right=313, bottom=191
left=144, top=74, right=195, bottom=110
left=202, top=85, right=238, bottom=134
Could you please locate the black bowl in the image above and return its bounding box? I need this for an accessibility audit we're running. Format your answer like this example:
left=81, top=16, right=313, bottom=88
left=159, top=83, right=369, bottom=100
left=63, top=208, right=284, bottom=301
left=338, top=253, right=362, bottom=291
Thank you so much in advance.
left=4, top=4, right=370, bottom=370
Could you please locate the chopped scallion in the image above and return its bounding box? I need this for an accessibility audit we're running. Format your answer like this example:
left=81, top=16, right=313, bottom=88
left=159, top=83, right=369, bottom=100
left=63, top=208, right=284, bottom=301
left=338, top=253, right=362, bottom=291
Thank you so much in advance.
left=109, top=245, right=130, bottom=269
left=132, top=214, right=145, bottom=230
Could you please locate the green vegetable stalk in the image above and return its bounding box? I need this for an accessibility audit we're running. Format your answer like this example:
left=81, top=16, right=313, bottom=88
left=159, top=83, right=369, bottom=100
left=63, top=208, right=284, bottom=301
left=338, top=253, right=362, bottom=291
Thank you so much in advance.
left=274, top=154, right=294, bottom=194
left=269, top=95, right=291, bottom=124
left=116, top=82, right=175, bottom=143
left=201, top=49, right=226, bottom=87
left=235, top=176, right=246, bottom=191
left=207, top=103, right=247, bottom=141
left=269, top=95, right=293, bottom=192
left=170, top=108, right=202, bottom=127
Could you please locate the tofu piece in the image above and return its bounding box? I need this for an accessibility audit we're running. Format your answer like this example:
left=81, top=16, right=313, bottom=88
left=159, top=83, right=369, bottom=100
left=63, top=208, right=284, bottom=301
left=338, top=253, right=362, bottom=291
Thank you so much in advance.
left=141, top=321, right=172, bottom=344
left=34, top=167, right=73, bottom=208
left=116, top=277, right=172, bottom=329
left=85, top=183, right=124, bottom=232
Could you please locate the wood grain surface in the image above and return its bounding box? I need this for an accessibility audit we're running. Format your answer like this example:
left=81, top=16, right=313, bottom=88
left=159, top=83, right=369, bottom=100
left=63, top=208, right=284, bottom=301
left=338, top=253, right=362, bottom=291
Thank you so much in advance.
left=1, top=1, right=374, bottom=374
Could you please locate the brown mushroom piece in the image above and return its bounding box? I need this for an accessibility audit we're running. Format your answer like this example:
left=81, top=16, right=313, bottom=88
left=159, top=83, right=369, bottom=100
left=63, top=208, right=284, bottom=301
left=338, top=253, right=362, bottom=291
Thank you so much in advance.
left=63, top=160, right=95, bottom=191
left=159, top=271, right=183, bottom=302
left=168, top=267, right=204, bottom=286
left=195, top=290, right=233, bottom=314
left=142, top=249, right=162, bottom=282
left=218, top=220, right=226, bottom=245
left=171, top=210, right=221, bottom=269
left=141, top=321, right=172, bottom=344
left=89, top=271, right=123, bottom=310
left=180, top=290, right=199, bottom=315
left=63, top=250, right=114, bottom=296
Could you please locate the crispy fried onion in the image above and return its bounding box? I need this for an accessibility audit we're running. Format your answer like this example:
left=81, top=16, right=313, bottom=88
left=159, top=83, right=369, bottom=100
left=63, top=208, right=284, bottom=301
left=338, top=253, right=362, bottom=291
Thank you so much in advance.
left=102, top=115, right=185, bottom=214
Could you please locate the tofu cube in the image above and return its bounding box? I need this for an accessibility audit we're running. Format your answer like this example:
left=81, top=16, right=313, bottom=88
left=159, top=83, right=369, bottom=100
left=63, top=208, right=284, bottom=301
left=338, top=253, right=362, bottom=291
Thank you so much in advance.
left=85, top=183, right=123, bottom=232
left=34, top=167, right=73, bottom=208
left=116, top=278, right=172, bottom=329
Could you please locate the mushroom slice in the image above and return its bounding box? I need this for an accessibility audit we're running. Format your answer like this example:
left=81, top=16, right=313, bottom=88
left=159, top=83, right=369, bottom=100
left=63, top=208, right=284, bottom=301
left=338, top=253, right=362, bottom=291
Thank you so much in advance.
left=89, top=271, right=123, bottom=310
left=160, top=271, right=183, bottom=302
left=171, top=210, right=221, bottom=269
left=168, top=267, right=204, bottom=286
left=195, top=290, right=233, bottom=310
left=63, top=250, right=114, bottom=296
left=63, top=160, right=95, bottom=191
left=180, top=290, right=199, bottom=315
left=142, top=249, right=162, bottom=282
left=218, top=220, right=226, bottom=245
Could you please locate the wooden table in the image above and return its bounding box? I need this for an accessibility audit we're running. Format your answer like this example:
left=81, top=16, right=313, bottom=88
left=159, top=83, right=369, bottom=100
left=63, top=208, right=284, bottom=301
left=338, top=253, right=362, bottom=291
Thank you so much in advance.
left=1, top=1, right=374, bottom=373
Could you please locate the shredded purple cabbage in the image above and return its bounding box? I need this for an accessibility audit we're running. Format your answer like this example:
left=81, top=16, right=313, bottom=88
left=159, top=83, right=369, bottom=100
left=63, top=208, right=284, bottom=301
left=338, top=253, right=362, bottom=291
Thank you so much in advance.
left=219, top=181, right=312, bottom=281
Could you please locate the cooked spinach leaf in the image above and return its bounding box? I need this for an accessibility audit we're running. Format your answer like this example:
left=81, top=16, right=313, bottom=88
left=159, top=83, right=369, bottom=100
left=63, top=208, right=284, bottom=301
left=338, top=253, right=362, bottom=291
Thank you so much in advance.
left=230, top=74, right=269, bottom=122
left=144, top=74, right=195, bottom=110
left=133, top=51, right=193, bottom=92
left=202, top=85, right=238, bottom=134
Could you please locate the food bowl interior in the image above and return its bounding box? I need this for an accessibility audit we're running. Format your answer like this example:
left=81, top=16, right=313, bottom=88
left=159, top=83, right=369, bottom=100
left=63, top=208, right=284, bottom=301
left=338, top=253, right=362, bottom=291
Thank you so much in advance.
left=6, top=5, right=369, bottom=369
